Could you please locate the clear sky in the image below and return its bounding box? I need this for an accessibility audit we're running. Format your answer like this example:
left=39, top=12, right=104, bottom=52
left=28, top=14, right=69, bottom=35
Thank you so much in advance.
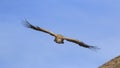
left=0, top=0, right=120, bottom=68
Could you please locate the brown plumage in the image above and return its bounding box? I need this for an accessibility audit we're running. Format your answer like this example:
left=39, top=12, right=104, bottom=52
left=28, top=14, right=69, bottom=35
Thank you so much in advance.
left=24, top=20, right=99, bottom=50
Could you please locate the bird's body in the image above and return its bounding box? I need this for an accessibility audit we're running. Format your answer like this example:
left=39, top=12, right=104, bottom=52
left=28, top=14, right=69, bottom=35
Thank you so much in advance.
left=54, top=34, right=64, bottom=44
left=24, top=20, right=99, bottom=50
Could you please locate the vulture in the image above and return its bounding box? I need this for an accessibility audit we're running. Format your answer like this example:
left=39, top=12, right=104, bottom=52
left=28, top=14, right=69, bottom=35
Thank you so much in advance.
left=24, top=20, right=99, bottom=50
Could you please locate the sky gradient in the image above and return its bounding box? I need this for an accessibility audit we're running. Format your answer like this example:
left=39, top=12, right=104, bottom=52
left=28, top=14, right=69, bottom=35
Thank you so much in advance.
left=0, top=0, right=120, bottom=68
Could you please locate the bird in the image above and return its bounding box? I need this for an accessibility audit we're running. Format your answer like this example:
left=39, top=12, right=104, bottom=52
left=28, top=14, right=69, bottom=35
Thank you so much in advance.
left=23, top=20, right=99, bottom=50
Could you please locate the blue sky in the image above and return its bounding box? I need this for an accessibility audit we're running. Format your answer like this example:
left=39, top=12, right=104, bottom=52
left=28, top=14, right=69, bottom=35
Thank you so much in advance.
left=0, top=0, right=120, bottom=68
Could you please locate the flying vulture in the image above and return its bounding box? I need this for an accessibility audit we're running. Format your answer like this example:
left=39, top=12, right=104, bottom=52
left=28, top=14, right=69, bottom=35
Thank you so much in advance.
left=24, top=20, right=99, bottom=50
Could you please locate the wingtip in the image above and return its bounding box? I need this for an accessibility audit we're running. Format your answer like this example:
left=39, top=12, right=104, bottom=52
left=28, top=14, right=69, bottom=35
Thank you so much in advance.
left=88, top=46, right=100, bottom=51
left=22, top=19, right=32, bottom=28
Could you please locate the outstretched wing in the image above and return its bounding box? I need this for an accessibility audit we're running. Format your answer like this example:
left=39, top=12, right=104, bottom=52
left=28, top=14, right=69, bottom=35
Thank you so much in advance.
left=24, top=20, right=56, bottom=36
left=64, top=37, right=99, bottom=50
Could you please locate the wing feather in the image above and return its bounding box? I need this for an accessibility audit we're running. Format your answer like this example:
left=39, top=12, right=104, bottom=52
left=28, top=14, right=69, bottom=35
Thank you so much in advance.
left=64, top=37, right=99, bottom=50
left=24, top=20, right=56, bottom=36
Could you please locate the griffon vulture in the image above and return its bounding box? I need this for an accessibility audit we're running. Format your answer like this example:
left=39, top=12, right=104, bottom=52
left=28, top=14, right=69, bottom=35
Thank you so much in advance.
left=24, top=20, right=99, bottom=50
